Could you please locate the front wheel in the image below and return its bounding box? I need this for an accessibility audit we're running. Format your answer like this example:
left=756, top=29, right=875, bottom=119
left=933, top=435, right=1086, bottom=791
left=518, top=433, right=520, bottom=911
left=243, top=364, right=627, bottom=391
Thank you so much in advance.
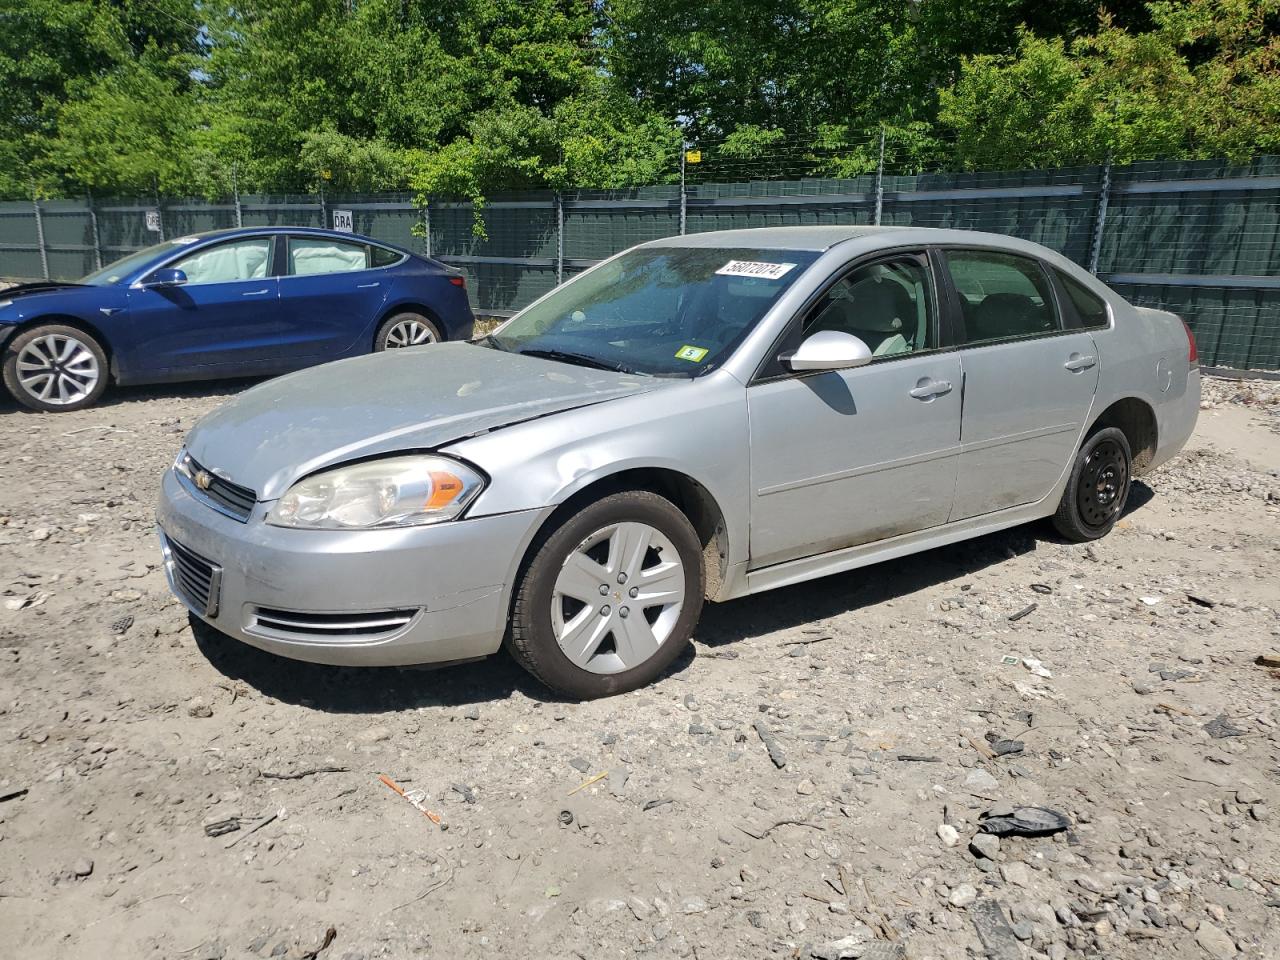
left=508, top=490, right=705, bottom=699
left=1052, top=426, right=1132, bottom=542
left=3, top=324, right=109, bottom=412
left=375, top=312, right=442, bottom=351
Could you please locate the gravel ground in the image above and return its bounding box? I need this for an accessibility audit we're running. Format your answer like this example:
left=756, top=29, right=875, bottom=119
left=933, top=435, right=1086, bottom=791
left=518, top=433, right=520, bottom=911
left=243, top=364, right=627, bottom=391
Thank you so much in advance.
left=1, top=374, right=1279, bottom=960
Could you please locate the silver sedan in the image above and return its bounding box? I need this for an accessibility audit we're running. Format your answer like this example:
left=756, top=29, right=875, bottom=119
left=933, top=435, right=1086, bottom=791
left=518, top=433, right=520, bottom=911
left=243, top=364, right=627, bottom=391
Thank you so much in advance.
left=157, top=227, right=1200, bottom=698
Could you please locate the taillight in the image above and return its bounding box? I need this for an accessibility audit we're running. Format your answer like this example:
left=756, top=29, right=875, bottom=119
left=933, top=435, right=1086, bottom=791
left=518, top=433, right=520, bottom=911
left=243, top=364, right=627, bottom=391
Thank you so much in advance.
left=448, top=276, right=466, bottom=288
left=1182, top=319, right=1198, bottom=366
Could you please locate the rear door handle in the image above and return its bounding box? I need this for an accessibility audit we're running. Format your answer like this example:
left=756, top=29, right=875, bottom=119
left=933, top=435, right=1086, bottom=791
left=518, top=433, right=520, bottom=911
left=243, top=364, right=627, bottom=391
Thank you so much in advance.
left=909, top=379, right=953, bottom=400
left=357, top=282, right=381, bottom=289
left=241, top=288, right=271, bottom=297
left=1064, top=354, right=1096, bottom=372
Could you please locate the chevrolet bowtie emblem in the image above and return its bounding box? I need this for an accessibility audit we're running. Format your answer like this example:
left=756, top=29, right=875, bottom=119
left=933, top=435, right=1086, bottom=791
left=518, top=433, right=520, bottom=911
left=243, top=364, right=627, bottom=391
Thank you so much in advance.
left=194, top=470, right=213, bottom=490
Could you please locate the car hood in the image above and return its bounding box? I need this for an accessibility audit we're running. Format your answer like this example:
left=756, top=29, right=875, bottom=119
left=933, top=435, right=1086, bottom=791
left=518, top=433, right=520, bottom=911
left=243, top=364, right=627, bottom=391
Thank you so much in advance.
left=185, top=342, right=663, bottom=500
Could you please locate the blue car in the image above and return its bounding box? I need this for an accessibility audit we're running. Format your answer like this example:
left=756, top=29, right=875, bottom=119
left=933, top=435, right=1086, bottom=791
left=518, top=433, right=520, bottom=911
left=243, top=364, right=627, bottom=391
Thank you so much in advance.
left=0, top=227, right=474, bottom=411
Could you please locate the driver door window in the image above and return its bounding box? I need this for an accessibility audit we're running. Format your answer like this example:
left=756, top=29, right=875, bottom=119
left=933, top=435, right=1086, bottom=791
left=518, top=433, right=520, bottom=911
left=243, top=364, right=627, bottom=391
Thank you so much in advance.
left=171, top=238, right=272, bottom=285
left=803, top=257, right=935, bottom=359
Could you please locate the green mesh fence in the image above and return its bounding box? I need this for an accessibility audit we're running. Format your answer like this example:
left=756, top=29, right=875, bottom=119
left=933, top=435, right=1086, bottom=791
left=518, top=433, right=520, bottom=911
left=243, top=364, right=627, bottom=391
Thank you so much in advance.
left=3, top=158, right=1279, bottom=370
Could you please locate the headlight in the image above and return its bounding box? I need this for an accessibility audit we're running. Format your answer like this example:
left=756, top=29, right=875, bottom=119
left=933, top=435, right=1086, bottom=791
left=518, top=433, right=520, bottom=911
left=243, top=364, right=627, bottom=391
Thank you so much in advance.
left=266, top=455, right=484, bottom=529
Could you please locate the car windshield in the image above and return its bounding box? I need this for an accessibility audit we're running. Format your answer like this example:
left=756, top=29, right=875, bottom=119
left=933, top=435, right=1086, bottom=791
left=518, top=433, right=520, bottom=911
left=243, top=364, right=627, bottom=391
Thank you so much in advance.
left=485, top=246, right=820, bottom=376
left=80, top=239, right=196, bottom=286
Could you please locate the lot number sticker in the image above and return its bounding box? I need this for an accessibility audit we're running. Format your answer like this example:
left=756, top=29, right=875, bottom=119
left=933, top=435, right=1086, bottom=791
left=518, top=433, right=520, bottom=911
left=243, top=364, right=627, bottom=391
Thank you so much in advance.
left=675, top=344, right=710, bottom=362
left=332, top=209, right=354, bottom=233
left=715, top=259, right=796, bottom=280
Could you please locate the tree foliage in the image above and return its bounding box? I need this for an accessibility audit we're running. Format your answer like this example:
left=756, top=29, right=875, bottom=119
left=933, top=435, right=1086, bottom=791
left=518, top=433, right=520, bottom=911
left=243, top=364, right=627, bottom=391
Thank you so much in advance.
left=1, top=0, right=1278, bottom=200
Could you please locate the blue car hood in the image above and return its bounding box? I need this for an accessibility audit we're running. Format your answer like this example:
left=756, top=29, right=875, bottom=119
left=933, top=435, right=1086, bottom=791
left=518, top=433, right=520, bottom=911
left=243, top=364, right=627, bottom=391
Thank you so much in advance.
left=185, top=342, right=662, bottom=500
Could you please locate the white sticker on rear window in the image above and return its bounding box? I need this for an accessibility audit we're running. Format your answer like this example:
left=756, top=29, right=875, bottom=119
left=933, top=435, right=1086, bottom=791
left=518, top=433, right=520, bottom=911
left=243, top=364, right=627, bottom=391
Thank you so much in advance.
left=715, top=259, right=797, bottom=280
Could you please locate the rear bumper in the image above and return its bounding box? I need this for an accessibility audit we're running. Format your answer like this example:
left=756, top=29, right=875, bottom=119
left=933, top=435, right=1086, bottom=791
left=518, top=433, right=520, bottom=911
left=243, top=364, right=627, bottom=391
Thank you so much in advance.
left=156, top=468, right=547, bottom=666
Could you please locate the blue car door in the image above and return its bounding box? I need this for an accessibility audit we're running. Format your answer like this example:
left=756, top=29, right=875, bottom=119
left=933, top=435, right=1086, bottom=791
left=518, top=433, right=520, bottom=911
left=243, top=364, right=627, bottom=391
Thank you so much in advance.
left=275, top=236, right=391, bottom=358
left=125, top=236, right=282, bottom=374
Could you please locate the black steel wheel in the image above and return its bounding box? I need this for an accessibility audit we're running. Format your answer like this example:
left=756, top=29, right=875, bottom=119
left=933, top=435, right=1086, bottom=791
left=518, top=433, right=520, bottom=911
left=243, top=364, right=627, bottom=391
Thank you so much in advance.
left=1052, top=426, right=1132, bottom=542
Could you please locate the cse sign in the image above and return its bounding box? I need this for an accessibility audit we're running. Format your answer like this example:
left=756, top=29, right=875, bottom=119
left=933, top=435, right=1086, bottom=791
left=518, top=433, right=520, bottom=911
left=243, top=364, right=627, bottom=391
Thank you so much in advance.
left=332, top=210, right=354, bottom=233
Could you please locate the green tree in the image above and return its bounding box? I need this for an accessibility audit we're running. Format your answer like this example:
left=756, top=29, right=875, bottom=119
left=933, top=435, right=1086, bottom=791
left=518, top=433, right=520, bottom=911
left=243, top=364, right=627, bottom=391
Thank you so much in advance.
left=0, top=0, right=204, bottom=197
left=939, top=0, right=1280, bottom=168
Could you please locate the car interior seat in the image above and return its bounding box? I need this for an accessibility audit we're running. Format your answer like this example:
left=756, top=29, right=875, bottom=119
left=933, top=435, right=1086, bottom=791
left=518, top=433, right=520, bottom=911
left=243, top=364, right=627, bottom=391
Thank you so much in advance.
left=970, top=292, right=1048, bottom=341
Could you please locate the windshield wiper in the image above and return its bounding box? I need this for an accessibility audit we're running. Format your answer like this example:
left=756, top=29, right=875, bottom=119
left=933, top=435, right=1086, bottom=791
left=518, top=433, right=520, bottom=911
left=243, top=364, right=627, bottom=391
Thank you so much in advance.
left=473, top=333, right=507, bottom=351
left=517, top=348, right=637, bottom=374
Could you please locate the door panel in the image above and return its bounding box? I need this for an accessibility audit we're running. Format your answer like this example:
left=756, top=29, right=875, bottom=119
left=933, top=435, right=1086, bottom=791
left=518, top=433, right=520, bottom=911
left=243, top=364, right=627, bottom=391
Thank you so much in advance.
left=747, top=353, right=963, bottom=568
left=275, top=236, right=390, bottom=359
left=124, top=237, right=282, bottom=374
left=952, top=332, right=1099, bottom=520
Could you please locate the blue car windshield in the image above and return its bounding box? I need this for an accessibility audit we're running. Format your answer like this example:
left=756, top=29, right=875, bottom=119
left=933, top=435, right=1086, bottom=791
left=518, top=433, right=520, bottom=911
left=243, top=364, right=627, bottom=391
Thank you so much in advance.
left=486, top=246, right=819, bottom=376
left=80, top=239, right=194, bottom=286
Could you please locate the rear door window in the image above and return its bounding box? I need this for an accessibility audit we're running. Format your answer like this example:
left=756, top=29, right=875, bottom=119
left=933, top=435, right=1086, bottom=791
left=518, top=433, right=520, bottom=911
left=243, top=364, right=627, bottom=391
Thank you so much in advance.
left=943, top=250, right=1060, bottom=344
left=288, top=237, right=370, bottom=276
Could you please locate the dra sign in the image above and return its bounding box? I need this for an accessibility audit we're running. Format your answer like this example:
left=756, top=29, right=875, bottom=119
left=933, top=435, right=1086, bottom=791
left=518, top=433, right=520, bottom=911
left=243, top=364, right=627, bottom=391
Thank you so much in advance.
left=145, top=209, right=162, bottom=233
left=332, top=210, right=354, bottom=233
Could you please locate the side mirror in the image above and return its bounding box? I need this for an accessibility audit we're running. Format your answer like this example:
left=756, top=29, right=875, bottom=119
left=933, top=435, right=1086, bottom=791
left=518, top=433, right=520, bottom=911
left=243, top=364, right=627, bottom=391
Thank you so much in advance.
left=782, top=330, right=873, bottom=372
left=145, top=267, right=188, bottom=288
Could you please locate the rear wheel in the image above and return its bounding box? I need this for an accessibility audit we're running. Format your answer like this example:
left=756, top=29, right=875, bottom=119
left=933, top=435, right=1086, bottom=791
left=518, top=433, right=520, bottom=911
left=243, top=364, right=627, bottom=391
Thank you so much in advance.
left=375, top=312, right=442, bottom=351
left=1052, top=426, right=1132, bottom=541
left=3, top=324, right=109, bottom=412
left=509, top=490, right=704, bottom=699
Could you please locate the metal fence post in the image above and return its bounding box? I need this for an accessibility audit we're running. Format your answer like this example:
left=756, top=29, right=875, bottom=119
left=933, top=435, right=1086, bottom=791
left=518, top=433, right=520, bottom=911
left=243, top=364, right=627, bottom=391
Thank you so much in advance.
left=555, top=192, right=564, bottom=285
left=874, top=126, right=885, bottom=226
left=422, top=199, right=432, bottom=259
left=31, top=184, right=49, bottom=279
left=151, top=180, right=166, bottom=241
left=1087, top=156, right=1112, bottom=275
left=679, top=146, right=687, bottom=235
left=87, top=192, right=102, bottom=271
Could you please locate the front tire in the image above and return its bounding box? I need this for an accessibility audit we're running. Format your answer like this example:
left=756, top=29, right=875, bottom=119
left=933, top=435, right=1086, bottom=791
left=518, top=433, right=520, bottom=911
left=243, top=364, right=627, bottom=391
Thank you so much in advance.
left=375, top=312, right=442, bottom=351
left=1052, top=426, right=1132, bottom=542
left=3, top=324, right=109, bottom=412
left=509, top=490, right=705, bottom=700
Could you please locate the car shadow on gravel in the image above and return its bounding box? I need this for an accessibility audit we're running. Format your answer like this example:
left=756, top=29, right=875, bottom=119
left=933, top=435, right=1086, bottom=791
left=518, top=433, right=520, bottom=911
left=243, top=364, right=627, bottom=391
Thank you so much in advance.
left=191, top=483, right=1158, bottom=710
left=190, top=615, right=565, bottom=712
left=695, top=484, right=1154, bottom=649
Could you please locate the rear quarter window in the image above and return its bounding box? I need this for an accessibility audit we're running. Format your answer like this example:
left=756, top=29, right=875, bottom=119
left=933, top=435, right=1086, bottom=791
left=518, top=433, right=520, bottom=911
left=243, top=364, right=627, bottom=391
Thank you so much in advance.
left=371, top=245, right=404, bottom=267
left=1056, top=270, right=1110, bottom=328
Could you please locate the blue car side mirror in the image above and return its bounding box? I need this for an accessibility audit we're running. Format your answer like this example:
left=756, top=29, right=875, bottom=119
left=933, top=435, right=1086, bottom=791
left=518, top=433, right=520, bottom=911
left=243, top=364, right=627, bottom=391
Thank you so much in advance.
left=145, top=267, right=188, bottom=287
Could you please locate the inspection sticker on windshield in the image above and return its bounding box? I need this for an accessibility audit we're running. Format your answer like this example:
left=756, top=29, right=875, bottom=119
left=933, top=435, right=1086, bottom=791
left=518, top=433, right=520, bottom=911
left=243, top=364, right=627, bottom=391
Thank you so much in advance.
left=675, top=344, right=709, bottom=363
left=715, top=259, right=797, bottom=280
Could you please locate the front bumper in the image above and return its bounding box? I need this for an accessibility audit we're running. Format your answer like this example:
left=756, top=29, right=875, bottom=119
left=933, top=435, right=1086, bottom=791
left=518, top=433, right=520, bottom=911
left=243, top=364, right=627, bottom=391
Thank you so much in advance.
left=156, top=468, right=548, bottom=666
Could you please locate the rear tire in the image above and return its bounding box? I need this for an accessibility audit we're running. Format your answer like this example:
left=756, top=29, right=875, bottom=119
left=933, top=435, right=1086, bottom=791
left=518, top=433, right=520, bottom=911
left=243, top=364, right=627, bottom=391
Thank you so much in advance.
left=508, top=490, right=704, bottom=700
left=375, top=312, right=442, bottom=351
left=3, top=324, right=109, bottom=412
left=1052, top=426, right=1132, bottom=542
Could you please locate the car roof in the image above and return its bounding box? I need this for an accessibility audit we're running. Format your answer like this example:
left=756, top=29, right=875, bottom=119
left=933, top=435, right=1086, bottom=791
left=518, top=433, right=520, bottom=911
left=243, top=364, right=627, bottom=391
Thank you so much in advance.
left=642, top=225, right=1056, bottom=255
left=168, top=226, right=408, bottom=249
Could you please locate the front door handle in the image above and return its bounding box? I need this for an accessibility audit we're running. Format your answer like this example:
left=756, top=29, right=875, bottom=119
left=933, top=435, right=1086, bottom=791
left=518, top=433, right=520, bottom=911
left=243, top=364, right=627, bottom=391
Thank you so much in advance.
left=1064, top=354, right=1096, bottom=372
left=357, top=282, right=381, bottom=289
left=241, top=288, right=271, bottom=297
left=909, top=379, right=953, bottom=400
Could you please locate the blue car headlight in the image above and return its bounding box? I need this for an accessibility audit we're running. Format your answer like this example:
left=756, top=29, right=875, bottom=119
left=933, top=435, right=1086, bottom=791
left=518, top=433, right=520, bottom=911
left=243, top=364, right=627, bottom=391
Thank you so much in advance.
left=266, top=455, right=485, bottom=529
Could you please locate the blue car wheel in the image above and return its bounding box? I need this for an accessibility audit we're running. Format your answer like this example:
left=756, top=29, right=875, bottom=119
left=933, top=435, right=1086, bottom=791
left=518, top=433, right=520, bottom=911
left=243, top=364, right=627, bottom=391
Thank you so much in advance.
left=3, top=324, right=110, bottom=412
left=375, top=312, right=442, bottom=351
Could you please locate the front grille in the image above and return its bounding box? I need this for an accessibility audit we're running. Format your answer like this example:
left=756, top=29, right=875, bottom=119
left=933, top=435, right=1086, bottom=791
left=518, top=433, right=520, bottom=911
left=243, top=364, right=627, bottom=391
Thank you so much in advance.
left=248, top=607, right=418, bottom=643
left=164, top=534, right=222, bottom=616
left=180, top=454, right=257, bottom=521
